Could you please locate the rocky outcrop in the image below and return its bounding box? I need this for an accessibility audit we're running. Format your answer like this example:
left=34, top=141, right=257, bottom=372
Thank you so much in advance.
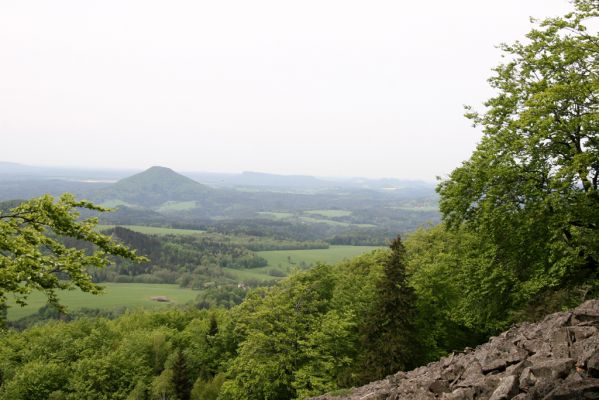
left=313, top=300, right=599, bottom=400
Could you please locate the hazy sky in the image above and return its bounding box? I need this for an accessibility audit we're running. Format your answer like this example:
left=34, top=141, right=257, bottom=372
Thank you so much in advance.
left=0, top=0, right=572, bottom=180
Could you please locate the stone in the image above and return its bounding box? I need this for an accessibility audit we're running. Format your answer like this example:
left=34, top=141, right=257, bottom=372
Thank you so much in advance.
left=544, top=378, right=599, bottom=399
left=310, top=301, right=599, bottom=400
left=429, top=379, right=451, bottom=394
left=519, top=366, right=536, bottom=390
left=530, top=358, right=576, bottom=380
left=489, top=375, right=519, bottom=400
left=441, top=387, right=475, bottom=400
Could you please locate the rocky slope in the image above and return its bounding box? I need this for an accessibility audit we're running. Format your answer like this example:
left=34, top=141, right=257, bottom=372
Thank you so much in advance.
left=313, top=300, right=599, bottom=400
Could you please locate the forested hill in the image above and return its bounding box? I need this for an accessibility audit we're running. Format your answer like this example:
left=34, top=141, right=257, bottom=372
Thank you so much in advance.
left=91, top=166, right=213, bottom=207
left=0, top=164, right=439, bottom=238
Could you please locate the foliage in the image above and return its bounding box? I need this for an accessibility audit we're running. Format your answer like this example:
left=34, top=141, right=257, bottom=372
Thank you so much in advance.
left=0, top=309, right=233, bottom=400
left=190, top=374, right=225, bottom=400
left=0, top=194, right=145, bottom=321
left=437, top=0, right=599, bottom=325
left=355, top=236, right=423, bottom=382
left=405, top=226, right=506, bottom=339
left=219, top=247, right=427, bottom=399
left=172, top=350, right=192, bottom=400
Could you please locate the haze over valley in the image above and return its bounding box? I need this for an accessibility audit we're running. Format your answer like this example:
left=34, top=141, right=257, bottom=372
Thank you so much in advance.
left=0, top=1, right=597, bottom=399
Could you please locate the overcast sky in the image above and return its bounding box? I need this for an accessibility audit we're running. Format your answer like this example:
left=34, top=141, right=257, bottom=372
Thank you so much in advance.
left=0, top=0, right=572, bottom=180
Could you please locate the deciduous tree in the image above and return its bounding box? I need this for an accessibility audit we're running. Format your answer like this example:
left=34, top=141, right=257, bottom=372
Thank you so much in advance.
left=437, top=0, right=599, bottom=319
left=0, top=194, right=146, bottom=322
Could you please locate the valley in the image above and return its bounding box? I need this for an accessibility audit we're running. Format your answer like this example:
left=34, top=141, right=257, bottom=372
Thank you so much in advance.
left=0, top=163, right=430, bottom=325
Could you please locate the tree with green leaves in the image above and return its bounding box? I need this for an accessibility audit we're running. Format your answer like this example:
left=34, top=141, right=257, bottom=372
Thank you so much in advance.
left=0, top=193, right=146, bottom=322
left=437, top=0, right=599, bottom=323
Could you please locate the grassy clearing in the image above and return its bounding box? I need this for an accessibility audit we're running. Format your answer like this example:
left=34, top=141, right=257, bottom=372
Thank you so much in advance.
left=304, top=209, right=353, bottom=218
left=390, top=206, right=439, bottom=212
left=100, top=200, right=139, bottom=208
left=298, top=216, right=375, bottom=228
left=256, top=210, right=374, bottom=228
left=257, top=245, right=381, bottom=269
left=226, top=246, right=383, bottom=282
left=156, top=201, right=197, bottom=212
left=7, top=283, right=199, bottom=321
left=222, top=267, right=281, bottom=282
left=256, top=211, right=295, bottom=219
left=96, top=225, right=205, bottom=235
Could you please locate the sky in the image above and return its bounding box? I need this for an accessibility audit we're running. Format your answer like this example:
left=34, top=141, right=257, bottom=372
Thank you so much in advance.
left=0, top=0, right=573, bottom=180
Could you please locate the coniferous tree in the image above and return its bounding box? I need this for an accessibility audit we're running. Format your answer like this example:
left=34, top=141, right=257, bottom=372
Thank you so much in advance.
left=172, top=350, right=192, bottom=400
left=208, top=314, right=218, bottom=337
left=357, top=235, right=421, bottom=382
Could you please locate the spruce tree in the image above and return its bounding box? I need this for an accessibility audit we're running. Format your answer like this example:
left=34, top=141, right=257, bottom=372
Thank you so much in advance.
left=357, top=235, right=421, bottom=382
left=172, top=350, right=192, bottom=400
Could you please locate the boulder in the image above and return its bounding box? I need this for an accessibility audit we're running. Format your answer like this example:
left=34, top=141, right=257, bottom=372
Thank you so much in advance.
left=311, top=300, right=599, bottom=400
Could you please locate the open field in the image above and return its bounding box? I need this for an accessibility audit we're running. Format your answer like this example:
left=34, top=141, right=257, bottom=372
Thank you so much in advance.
left=256, top=211, right=294, bottom=219
left=297, top=215, right=375, bottom=228
left=224, top=245, right=381, bottom=282
left=222, top=267, right=282, bottom=281
left=304, top=209, right=353, bottom=218
left=390, top=206, right=439, bottom=212
left=156, top=200, right=198, bottom=212
left=96, top=224, right=205, bottom=235
left=257, top=210, right=375, bottom=228
left=7, top=283, right=198, bottom=321
left=257, top=245, right=381, bottom=269
left=100, top=200, right=139, bottom=208
left=7, top=247, right=381, bottom=320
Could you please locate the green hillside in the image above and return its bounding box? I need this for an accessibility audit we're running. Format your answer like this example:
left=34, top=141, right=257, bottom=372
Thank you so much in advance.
left=92, top=166, right=212, bottom=207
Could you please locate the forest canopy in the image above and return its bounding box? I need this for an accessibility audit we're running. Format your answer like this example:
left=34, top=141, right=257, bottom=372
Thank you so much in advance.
left=436, top=0, right=599, bottom=328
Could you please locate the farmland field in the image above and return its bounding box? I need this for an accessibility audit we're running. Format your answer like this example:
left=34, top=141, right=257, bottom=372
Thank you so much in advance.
left=304, top=209, right=352, bottom=218
left=96, top=224, right=205, bottom=235
left=7, top=283, right=198, bottom=321
left=7, top=246, right=382, bottom=320
left=222, top=267, right=282, bottom=281
left=256, top=211, right=294, bottom=219
left=257, top=245, right=381, bottom=269
left=256, top=210, right=375, bottom=228
left=156, top=200, right=198, bottom=212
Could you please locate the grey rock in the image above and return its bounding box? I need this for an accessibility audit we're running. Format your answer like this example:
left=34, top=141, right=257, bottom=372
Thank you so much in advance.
left=543, top=378, right=599, bottom=399
left=310, top=301, right=599, bottom=400
left=441, top=387, right=475, bottom=400
left=429, top=379, right=451, bottom=394
left=489, top=375, right=519, bottom=400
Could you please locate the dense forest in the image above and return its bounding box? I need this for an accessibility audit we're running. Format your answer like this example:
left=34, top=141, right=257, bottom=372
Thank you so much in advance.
left=0, top=1, right=597, bottom=399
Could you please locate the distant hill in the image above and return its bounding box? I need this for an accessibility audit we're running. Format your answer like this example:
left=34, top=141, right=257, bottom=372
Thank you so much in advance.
left=0, top=163, right=440, bottom=234
left=91, top=166, right=213, bottom=207
left=186, top=170, right=436, bottom=195
left=0, top=161, right=134, bottom=181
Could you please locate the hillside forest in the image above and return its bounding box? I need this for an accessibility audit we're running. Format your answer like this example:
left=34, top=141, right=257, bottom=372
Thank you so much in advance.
left=0, top=2, right=597, bottom=399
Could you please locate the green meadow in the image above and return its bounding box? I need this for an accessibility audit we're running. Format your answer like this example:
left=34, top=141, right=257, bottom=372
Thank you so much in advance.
left=96, top=224, right=205, bottom=235
left=304, top=209, right=353, bottom=218
left=7, top=283, right=199, bottom=321
left=7, top=246, right=381, bottom=320
left=156, top=200, right=198, bottom=212
left=256, top=210, right=375, bottom=228
left=257, top=245, right=381, bottom=269
left=256, top=211, right=294, bottom=219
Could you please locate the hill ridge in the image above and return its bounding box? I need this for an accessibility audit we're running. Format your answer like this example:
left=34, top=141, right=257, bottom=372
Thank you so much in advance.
left=93, top=166, right=211, bottom=207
